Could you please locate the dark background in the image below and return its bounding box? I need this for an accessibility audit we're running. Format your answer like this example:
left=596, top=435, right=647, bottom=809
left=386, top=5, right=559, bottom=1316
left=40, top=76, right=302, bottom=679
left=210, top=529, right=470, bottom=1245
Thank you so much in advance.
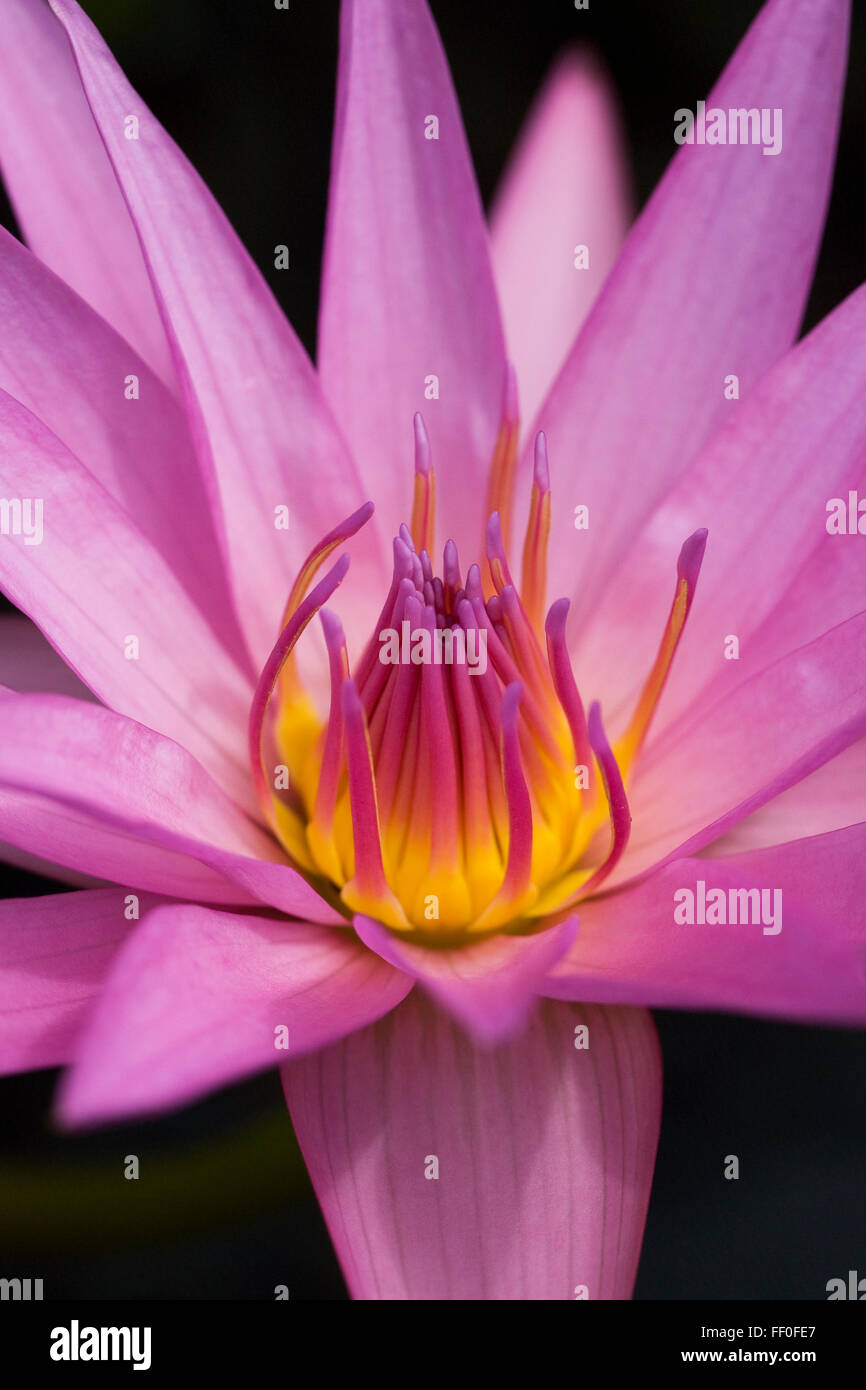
left=1, top=0, right=865, bottom=1299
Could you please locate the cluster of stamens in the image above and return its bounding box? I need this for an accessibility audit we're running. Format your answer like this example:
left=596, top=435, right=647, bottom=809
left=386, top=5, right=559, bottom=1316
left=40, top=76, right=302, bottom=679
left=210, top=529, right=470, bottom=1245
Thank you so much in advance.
left=249, top=374, right=706, bottom=943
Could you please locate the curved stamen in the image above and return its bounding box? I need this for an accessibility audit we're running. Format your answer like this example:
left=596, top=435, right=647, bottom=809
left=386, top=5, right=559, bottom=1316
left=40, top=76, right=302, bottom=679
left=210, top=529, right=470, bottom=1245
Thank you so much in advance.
left=354, top=551, right=412, bottom=704
left=467, top=587, right=561, bottom=766
left=617, top=527, right=708, bottom=776
left=411, top=412, right=436, bottom=556
left=487, top=511, right=552, bottom=699
left=538, top=701, right=631, bottom=921
left=580, top=701, right=631, bottom=895
left=306, top=609, right=350, bottom=883
left=340, top=678, right=409, bottom=930
left=500, top=683, right=535, bottom=897
left=277, top=501, right=374, bottom=699
left=358, top=574, right=415, bottom=717
left=482, top=363, right=520, bottom=592
left=249, top=553, right=350, bottom=825
left=498, top=583, right=557, bottom=716
left=545, top=597, right=596, bottom=801
left=520, top=431, right=551, bottom=634
left=443, top=538, right=462, bottom=612
left=473, top=683, right=537, bottom=932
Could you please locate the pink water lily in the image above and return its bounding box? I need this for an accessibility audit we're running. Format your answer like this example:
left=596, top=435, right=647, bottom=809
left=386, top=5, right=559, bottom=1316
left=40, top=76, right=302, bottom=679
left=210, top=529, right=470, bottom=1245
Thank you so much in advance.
left=0, top=0, right=864, bottom=1301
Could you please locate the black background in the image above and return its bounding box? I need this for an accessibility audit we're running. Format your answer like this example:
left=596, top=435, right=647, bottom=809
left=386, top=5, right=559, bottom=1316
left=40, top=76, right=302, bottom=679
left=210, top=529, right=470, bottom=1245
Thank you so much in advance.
left=1, top=0, right=864, bottom=1300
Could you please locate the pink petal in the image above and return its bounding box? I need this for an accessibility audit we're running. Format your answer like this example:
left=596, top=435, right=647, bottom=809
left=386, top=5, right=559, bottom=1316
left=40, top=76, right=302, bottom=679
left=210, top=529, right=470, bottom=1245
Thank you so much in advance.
left=532, top=0, right=849, bottom=611
left=0, top=0, right=172, bottom=383
left=614, top=609, right=866, bottom=883
left=0, top=783, right=252, bottom=907
left=0, top=390, right=255, bottom=809
left=0, top=838, right=105, bottom=890
left=50, top=0, right=384, bottom=667
left=707, top=739, right=866, bottom=854
left=57, top=904, right=411, bottom=1126
left=575, top=280, right=866, bottom=730
left=547, top=823, right=866, bottom=1023
left=0, top=887, right=156, bottom=1075
left=0, top=691, right=338, bottom=922
left=284, top=991, right=661, bottom=1299
left=355, top=913, right=577, bottom=1042
left=490, top=50, right=631, bottom=428
left=0, top=229, right=244, bottom=662
left=0, top=615, right=93, bottom=699
left=318, top=0, right=506, bottom=555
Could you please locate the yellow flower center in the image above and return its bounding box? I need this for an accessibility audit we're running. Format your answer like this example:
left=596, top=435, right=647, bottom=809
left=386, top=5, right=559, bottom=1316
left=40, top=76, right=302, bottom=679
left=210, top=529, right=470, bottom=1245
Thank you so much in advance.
left=249, top=389, right=705, bottom=944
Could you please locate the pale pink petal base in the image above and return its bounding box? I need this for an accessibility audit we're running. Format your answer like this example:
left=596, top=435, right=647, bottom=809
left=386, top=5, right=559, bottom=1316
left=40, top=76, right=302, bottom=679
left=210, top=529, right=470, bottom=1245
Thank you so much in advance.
left=284, top=991, right=661, bottom=1299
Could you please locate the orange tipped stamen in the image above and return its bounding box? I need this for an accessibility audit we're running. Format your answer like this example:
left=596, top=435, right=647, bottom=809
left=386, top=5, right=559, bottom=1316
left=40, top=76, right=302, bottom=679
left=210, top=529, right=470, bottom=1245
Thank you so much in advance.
left=520, top=432, right=551, bottom=634
left=277, top=501, right=374, bottom=700
left=410, top=412, right=436, bottom=555
left=616, top=529, right=708, bottom=777
left=482, top=363, right=519, bottom=594
left=340, top=678, right=410, bottom=930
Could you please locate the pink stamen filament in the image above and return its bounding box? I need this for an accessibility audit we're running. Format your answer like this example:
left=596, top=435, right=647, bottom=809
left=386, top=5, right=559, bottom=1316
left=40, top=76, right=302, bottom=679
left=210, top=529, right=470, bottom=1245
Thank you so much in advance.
left=340, top=677, right=409, bottom=930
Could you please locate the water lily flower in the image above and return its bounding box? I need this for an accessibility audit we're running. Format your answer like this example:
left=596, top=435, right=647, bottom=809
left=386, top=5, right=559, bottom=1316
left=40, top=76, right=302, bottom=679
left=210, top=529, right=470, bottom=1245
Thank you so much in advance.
left=0, top=0, right=864, bottom=1301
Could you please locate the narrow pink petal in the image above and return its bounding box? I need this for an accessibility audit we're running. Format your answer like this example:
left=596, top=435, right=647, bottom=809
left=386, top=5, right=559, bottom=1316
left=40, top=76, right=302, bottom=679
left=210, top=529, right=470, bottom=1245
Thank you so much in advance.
left=546, top=824, right=866, bottom=1023
left=50, top=0, right=385, bottom=666
left=57, top=905, right=411, bottom=1126
left=613, top=610, right=866, bottom=884
left=318, top=0, right=507, bottom=554
left=707, top=739, right=866, bottom=854
left=354, top=914, right=577, bottom=1042
left=0, top=783, right=255, bottom=907
left=490, top=50, right=630, bottom=427
left=575, top=281, right=866, bottom=728
left=0, top=230, right=244, bottom=661
left=284, top=991, right=661, bottom=1300
left=0, top=887, right=159, bottom=1075
left=0, top=692, right=339, bottom=922
left=0, top=615, right=93, bottom=699
left=0, top=0, right=172, bottom=383
left=533, top=0, right=849, bottom=611
left=0, top=391, right=254, bottom=809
